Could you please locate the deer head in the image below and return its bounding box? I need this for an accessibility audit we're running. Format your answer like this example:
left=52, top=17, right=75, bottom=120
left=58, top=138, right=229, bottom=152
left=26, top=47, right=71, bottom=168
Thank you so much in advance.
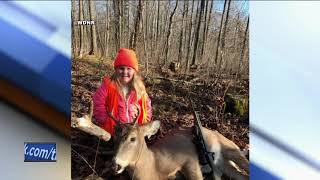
left=112, top=120, right=160, bottom=174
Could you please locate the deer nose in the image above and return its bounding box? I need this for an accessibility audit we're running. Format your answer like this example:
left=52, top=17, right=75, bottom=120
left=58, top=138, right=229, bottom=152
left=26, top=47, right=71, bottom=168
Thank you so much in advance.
left=111, top=158, right=122, bottom=174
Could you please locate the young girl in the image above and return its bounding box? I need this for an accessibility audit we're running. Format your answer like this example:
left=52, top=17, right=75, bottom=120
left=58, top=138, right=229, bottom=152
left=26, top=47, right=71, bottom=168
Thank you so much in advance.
left=92, top=48, right=152, bottom=135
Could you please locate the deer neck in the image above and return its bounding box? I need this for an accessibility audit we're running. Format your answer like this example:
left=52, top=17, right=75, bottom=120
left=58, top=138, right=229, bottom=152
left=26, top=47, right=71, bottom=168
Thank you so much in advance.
left=128, top=141, right=160, bottom=180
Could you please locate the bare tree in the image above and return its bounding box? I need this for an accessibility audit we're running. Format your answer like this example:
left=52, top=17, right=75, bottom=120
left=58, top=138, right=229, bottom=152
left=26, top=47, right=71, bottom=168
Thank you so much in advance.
left=156, top=0, right=160, bottom=43
left=221, top=0, right=231, bottom=49
left=78, top=0, right=85, bottom=58
left=105, top=1, right=110, bottom=58
left=155, top=0, right=161, bottom=63
left=113, top=0, right=121, bottom=50
left=183, top=1, right=190, bottom=61
left=233, top=12, right=240, bottom=48
left=130, top=0, right=143, bottom=50
left=164, top=0, right=179, bottom=65
left=213, top=0, right=227, bottom=67
left=143, top=1, right=149, bottom=54
left=142, top=1, right=148, bottom=74
left=88, top=0, right=98, bottom=55
left=150, top=1, right=156, bottom=59
left=119, top=0, right=123, bottom=48
left=178, top=1, right=187, bottom=65
left=216, top=0, right=232, bottom=72
left=185, top=0, right=195, bottom=73
left=126, top=1, right=131, bottom=47
left=71, top=0, right=77, bottom=57
left=237, top=16, right=249, bottom=76
left=191, top=0, right=205, bottom=67
left=200, top=0, right=213, bottom=61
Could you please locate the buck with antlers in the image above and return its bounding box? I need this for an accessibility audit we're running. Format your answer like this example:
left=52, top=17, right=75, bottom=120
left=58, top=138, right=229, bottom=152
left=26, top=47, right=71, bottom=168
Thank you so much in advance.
left=73, top=101, right=249, bottom=180
left=112, top=119, right=249, bottom=180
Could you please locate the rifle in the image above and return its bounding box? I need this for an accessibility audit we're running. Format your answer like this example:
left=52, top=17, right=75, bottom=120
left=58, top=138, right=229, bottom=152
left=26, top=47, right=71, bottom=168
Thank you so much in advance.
left=190, top=99, right=215, bottom=175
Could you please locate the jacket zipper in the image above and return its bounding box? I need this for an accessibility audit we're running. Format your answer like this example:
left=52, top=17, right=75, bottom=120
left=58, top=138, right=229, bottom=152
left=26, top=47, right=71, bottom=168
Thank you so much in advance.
left=125, top=94, right=130, bottom=123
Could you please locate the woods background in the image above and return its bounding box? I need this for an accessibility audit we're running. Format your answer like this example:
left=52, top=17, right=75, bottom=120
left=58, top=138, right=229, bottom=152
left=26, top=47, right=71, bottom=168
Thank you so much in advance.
left=72, top=0, right=249, bottom=78
left=71, top=1, right=249, bottom=179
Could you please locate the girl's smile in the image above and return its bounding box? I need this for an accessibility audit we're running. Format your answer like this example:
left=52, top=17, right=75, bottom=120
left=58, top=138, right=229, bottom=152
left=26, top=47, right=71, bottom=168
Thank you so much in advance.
left=116, top=66, right=135, bottom=85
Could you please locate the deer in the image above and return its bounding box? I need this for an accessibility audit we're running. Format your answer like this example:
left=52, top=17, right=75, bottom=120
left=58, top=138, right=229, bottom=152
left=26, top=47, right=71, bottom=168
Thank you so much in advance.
left=72, top=101, right=249, bottom=180
left=111, top=120, right=249, bottom=180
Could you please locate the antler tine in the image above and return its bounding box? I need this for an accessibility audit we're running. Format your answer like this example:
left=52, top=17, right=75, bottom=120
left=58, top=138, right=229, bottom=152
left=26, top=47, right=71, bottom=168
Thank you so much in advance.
left=107, top=112, right=121, bottom=126
left=133, top=106, right=141, bottom=126
left=133, top=117, right=138, bottom=126
left=71, top=99, right=111, bottom=141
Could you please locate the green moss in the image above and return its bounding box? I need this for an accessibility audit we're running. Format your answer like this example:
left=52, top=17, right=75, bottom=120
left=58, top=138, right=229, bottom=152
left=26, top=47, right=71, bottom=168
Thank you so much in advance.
left=225, top=93, right=248, bottom=116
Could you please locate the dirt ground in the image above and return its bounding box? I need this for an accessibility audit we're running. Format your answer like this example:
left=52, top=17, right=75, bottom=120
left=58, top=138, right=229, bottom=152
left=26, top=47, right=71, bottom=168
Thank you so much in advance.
left=71, top=59, right=249, bottom=180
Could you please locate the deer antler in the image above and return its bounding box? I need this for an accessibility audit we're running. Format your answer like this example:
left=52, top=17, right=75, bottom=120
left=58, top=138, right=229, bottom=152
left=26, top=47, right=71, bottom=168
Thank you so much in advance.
left=71, top=100, right=111, bottom=141
left=133, top=105, right=141, bottom=126
left=107, top=112, right=121, bottom=126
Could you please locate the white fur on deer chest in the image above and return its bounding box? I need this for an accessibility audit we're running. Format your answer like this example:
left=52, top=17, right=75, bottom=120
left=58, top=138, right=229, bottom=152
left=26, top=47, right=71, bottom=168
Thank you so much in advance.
left=204, top=130, right=222, bottom=165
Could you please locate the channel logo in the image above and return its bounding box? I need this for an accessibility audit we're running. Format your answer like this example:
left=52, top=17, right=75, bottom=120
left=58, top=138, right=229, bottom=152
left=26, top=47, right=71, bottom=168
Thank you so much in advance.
left=24, top=142, right=56, bottom=162
left=76, top=20, right=95, bottom=25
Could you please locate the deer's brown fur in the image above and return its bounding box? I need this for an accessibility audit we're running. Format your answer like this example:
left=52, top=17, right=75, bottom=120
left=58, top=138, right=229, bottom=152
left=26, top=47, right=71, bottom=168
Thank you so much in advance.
left=112, top=121, right=249, bottom=180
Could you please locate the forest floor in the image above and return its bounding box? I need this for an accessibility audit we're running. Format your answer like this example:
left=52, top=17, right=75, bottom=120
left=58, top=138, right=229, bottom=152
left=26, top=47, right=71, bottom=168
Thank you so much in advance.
left=71, top=59, right=249, bottom=180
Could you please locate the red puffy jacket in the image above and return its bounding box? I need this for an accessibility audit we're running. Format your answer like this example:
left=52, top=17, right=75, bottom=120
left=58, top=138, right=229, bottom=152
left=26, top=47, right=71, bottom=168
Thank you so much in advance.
left=92, top=77, right=152, bottom=135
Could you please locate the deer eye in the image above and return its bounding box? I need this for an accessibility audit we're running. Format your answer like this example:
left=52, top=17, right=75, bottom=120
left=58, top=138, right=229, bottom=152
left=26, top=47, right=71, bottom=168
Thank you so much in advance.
left=130, top=137, right=136, bottom=142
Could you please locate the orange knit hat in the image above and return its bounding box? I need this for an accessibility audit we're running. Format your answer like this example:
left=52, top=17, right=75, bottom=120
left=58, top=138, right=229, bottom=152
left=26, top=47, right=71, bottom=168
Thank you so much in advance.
left=113, top=48, right=139, bottom=71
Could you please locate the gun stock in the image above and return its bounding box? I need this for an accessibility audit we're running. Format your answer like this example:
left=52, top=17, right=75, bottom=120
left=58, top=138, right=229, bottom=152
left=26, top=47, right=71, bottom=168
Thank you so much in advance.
left=190, top=98, right=215, bottom=175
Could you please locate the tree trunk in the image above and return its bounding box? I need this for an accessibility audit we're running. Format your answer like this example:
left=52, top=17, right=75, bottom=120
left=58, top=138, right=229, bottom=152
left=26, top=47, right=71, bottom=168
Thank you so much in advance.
left=150, top=1, right=156, bottom=59
left=237, top=17, right=249, bottom=76
left=105, top=1, right=110, bottom=58
left=130, top=0, right=143, bottom=51
left=144, top=1, right=149, bottom=53
left=71, top=0, right=77, bottom=57
left=218, top=0, right=231, bottom=72
left=119, top=0, right=123, bottom=48
left=156, top=0, right=161, bottom=63
left=221, top=0, right=231, bottom=49
left=127, top=2, right=130, bottom=47
left=233, top=12, right=240, bottom=48
left=121, top=0, right=128, bottom=48
left=191, top=0, right=205, bottom=67
left=144, top=1, right=150, bottom=74
left=200, top=0, right=212, bottom=61
left=178, top=1, right=187, bottom=65
left=213, top=0, right=227, bottom=67
left=79, top=0, right=85, bottom=58
left=142, top=8, right=148, bottom=75
left=113, top=0, right=121, bottom=51
left=156, top=0, right=160, bottom=43
left=185, top=0, right=195, bottom=73
left=88, top=0, right=98, bottom=55
left=183, top=1, right=189, bottom=61
left=164, top=0, right=178, bottom=65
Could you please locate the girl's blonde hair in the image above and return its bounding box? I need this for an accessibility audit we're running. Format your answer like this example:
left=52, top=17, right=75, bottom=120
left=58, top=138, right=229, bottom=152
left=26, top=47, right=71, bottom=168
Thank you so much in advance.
left=110, top=72, right=146, bottom=100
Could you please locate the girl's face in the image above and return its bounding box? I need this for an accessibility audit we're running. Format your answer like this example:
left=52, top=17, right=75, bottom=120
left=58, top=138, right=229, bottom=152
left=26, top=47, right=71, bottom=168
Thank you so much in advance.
left=116, top=66, right=135, bottom=85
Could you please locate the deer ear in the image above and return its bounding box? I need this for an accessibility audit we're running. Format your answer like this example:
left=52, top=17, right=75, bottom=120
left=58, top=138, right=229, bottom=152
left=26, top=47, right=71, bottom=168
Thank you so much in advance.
left=142, top=121, right=160, bottom=139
